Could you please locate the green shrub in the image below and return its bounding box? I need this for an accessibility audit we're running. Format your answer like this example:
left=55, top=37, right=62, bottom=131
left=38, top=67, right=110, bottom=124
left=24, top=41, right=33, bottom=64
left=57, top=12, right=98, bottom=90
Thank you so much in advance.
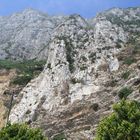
left=65, top=41, right=75, bottom=73
left=115, top=43, right=122, bottom=49
left=124, top=57, right=136, bottom=65
left=53, top=133, right=66, bottom=140
left=0, top=123, right=47, bottom=140
left=11, top=74, right=33, bottom=85
left=57, top=36, right=75, bottom=73
left=132, top=44, right=140, bottom=54
left=0, top=60, right=46, bottom=85
left=89, top=52, right=96, bottom=63
left=47, top=63, right=51, bottom=69
left=95, top=100, right=140, bottom=140
left=106, top=79, right=117, bottom=87
left=71, top=78, right=82, bottom=84
left=80, top=65, right=87, bottom=71
left=121, top=71, right=131, bottom=80
left=81, top=56, right=88, bottom=62
left=0, top=60, right=46, bottom=73
left=118, top=87, right=133, bottom=99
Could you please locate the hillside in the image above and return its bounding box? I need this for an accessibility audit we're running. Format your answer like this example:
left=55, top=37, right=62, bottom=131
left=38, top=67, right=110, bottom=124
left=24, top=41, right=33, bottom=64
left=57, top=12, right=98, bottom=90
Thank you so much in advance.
left=0, top=7, right=140, bottom=140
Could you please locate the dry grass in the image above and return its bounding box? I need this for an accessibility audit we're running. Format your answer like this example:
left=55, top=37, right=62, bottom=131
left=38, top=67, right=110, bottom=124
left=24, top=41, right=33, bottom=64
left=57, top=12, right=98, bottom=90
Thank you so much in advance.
left=0, top=69, right=16, bottom=128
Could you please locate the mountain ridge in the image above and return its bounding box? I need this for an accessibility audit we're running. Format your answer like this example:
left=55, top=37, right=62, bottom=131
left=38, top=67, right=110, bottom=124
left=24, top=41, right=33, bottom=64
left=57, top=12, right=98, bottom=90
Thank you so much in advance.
left=0, top=6, right=140, bottom=140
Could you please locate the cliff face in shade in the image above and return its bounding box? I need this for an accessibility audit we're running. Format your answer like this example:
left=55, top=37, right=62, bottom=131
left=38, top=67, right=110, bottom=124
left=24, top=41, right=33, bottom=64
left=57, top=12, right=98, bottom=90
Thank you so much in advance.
left=0, top=7, right=140, bottom=139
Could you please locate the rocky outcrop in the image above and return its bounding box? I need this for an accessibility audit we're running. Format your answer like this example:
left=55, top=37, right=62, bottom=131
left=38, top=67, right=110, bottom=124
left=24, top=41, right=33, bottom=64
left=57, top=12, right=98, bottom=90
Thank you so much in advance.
left=0, top=9, right=65, bottom=60
left=0, top=6, right=139, bottom=139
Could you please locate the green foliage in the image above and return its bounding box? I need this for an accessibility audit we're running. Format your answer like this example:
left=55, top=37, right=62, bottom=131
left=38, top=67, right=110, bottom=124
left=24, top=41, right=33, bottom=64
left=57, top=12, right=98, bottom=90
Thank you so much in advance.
left=62, top=37, right=75, bottom=73
left=0, top=60, right=46, bottom=72
left=123, top=57, right=136, bottom=65
left=80, top=65, right=87, bottom=71
left=115, top=43, right=122, bottom=49
left=53, top=133, right=66, bottom=140
left=132, top=44, right=140, bottom=54
left=0, top=60, right=46, bottom=85
left=81, top=56, right=88, bottom=62
left=121, top=71, right=131, bottom=80
left=105, top=15, right=124, bottom=26
left=47, top=63, right=51, bottom=69
left=71, top=78, right=82, bottom=84
left=125, top=19, right=140, bottom=27
left=106, top=79, right=117, bottom=87
left=89, top=52, right=96, bottom=63
left=65, top=42, right=75, bottom=73
left=12, top=74, right=33, bottom=85
left=56, top=36, right=76, bottom=73
left=0, top=123, right=47, bottom=140
left=91, top=52, right=97, bottom=57
left=118, top=87, right=133, bottom=99
left=95, top=100, right=140, bottom=140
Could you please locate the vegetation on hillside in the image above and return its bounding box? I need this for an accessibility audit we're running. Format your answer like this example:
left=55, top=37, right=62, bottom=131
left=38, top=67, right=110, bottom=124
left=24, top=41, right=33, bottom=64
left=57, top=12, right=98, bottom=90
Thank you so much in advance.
left=95, top=99, right=140, bottom=140
left=118, top=87, right=133, bottom=99
left=0, top=60, right=46, bottom=85
left=53, top=133, right=66, bottom=140
left=0, top=123, right=47, bottom=140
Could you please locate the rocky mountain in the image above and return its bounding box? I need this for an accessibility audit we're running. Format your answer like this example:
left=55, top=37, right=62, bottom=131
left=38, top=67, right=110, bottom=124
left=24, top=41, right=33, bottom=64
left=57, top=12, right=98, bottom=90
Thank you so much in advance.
left=0, top=8, right=65, bottom=60
left=0, top=7, right=140, bottom=140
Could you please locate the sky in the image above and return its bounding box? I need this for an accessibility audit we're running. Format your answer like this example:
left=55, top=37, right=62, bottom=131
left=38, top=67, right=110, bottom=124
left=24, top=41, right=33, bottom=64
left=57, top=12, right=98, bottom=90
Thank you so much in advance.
left=0, top=0, right=140, bottom=18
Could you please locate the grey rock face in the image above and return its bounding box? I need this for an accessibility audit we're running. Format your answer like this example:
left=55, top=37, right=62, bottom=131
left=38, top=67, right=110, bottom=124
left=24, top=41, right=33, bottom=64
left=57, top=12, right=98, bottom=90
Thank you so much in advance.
left=4, top=6, right=140, bottom=139
left=0, top=9, right=65, bottom=60
left=1, top=7, right=140, bottom=60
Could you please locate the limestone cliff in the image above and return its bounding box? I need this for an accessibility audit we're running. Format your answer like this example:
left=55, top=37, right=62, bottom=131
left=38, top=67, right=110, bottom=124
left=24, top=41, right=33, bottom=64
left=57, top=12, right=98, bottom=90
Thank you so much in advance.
left=0, top=7, right=140, bottom=140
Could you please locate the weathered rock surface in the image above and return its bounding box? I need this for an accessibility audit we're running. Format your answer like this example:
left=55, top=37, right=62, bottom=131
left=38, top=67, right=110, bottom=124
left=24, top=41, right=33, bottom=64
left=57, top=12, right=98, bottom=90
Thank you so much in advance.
left=0, top=6, right=139, bottom=139
left=0, top=9, right=65, bottom=60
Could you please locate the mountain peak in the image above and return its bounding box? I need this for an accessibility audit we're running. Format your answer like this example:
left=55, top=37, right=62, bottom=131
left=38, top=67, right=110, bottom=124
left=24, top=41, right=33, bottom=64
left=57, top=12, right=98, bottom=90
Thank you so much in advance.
left=22, top=8, right=41, bottom=13
left=21, top=8, right=48, bottom=17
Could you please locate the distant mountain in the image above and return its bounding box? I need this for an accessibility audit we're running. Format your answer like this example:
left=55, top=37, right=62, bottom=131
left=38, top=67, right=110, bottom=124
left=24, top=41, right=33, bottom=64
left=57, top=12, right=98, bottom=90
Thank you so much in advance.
left=0, top=8, right=65, bottom=60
